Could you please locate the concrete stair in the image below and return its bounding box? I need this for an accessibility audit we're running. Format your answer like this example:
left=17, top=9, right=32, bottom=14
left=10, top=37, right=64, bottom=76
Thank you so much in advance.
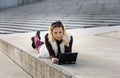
left=0, top=15, right=120, bottom=34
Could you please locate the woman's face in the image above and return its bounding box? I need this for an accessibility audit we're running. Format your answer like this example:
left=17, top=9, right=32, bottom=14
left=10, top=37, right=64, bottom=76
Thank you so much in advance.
left=52, top=27, right=64, bottom=41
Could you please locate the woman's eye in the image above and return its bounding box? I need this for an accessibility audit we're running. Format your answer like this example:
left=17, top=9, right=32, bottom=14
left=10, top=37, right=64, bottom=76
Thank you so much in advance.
left=54, top=32, right=57, bottom=34
left=59, top=31, right=62, bottom=33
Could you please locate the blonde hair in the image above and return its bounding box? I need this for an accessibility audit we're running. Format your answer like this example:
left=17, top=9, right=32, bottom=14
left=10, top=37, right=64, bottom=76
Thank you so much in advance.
left=49, top=21, right=67, bottom=42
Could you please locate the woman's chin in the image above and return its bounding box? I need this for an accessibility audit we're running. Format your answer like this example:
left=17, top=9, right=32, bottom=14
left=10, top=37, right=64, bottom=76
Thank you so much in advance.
left=56, top=38, right=62, bottom=41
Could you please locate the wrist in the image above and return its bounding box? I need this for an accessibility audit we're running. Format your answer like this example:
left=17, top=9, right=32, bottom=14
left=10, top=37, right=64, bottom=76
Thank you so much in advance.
left=50, top=55, right=55, bottom=59
left=65, top=43, right=69, bottom=47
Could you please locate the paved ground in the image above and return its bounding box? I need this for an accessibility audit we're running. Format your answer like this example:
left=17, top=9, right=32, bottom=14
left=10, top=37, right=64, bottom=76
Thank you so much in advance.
left=0, top=50, right=32, bottom=78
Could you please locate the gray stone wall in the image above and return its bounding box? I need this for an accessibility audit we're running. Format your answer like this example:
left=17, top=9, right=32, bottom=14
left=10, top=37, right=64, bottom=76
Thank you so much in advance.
left=0, top=38, right=72, bottom=78
left=0, top=0, right=41, bottom=9
left=1, top=0, right=120, bottom=15
left=77, top=0, right=120, bottom=15
left=0, top=0, right=19, bottom=9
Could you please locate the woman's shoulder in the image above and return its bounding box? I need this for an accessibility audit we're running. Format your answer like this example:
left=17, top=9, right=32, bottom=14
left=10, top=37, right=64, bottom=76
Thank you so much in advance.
left=45, top=33, right=48, bottom=36
left=45, top=33, right=49, bottom=38
left=66, top=33, right=72, bottom=38
left=65, top=33, right=73, bottom=42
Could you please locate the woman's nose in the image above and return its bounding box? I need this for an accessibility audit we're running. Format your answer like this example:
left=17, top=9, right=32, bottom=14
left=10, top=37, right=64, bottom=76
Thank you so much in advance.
left=57, top=34, right=61, bottom=37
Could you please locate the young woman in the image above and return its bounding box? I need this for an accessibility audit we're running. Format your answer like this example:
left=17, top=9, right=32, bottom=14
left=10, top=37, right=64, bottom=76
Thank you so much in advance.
left=31, top=21, right=73, bottom=64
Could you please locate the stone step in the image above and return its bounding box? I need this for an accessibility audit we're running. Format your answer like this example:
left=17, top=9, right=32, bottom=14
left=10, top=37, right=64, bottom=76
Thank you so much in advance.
left=2, top=16, right=120, bottom=21
left=1, top=19, right=120, bottom=25
left=1, top=16, right=120, bottom=24
left=0, top=16, right=120, bottom=34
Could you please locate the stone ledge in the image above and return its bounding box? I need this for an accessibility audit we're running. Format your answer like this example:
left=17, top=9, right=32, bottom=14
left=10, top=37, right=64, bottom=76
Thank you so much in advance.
left=0, top=27, right=120, bottom=78
left=0, top=33, right=73, bottom=78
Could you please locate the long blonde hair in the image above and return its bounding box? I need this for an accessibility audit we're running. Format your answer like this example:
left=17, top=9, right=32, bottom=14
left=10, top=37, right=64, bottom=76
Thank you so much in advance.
left=49, top=21, right=67, bottom=42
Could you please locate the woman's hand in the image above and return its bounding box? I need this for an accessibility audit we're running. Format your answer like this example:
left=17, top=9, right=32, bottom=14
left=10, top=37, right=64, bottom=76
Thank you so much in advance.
left=51, top=57, right=58, bottom=64
left=62, top=35, right=69, bottom=46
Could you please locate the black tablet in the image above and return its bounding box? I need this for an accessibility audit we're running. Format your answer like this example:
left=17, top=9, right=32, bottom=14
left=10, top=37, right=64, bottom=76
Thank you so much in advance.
left=58, top=52, right=78, bottom=65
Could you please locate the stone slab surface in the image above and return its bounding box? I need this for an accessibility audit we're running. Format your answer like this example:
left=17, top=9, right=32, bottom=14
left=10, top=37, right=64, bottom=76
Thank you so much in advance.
left=0, top=26, right=120, bottom=78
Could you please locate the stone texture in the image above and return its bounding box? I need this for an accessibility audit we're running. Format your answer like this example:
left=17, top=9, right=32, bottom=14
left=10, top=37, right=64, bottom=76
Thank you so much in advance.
left=1, top=0, right=120, bottom=17
left=0, top=50, right=32, bottom=78
left=0, top=26, right=120, bottom=78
